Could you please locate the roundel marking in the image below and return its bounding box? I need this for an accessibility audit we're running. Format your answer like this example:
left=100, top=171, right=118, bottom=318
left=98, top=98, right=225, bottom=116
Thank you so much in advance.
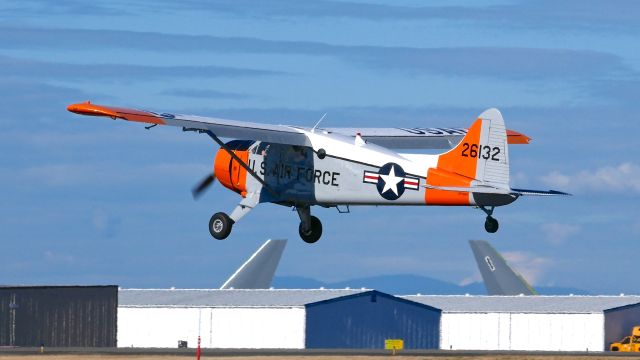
left=376, top=162, right=406, bottom=200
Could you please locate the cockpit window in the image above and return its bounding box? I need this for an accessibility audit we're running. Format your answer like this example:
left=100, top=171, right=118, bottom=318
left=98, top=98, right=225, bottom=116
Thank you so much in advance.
left=256, top=142, right=270, bottom=155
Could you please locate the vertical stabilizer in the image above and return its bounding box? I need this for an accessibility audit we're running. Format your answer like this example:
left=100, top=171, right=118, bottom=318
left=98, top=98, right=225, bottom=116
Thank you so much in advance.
left=220, top=239, right=287, bottom=289
left=426, top=109, right=511, bottom=205
left=438, top=109, right=510, bottom=188
left=468, top=240, right=536, bottom=295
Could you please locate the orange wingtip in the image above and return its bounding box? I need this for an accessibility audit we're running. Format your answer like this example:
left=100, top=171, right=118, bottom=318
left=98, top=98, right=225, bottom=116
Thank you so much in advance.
left=67, top=101, right=122, bottom=119
left=507, top=129, right=531, bottom=144
left=67, top=101, right=166, bottom=125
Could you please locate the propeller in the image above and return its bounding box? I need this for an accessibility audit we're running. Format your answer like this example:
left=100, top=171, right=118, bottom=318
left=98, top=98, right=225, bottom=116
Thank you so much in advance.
left=192, top=172, right=216, bottom=199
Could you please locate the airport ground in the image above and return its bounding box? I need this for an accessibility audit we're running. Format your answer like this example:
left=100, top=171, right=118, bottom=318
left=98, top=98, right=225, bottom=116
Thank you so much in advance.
left=4, top=356, right=640, bottom=360
left=2, top=349, right=640, bottom=359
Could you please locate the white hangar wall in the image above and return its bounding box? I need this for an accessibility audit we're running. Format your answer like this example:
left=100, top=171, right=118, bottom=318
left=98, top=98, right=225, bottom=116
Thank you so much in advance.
left=440, top=312, right=604, bottom=351
left=404, top=295, right=640, bottom=352
left=509, top=313, right=603, bottom=351
left=118, top=307, right=305, bottom=349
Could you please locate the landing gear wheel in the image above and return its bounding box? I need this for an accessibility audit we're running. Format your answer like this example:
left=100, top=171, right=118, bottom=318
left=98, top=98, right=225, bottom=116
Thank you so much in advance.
left=299, top=216, right=322, bottom=244
left=484, top=216, right=499, bottom=233
left=209, top=212, right=234, bottom=240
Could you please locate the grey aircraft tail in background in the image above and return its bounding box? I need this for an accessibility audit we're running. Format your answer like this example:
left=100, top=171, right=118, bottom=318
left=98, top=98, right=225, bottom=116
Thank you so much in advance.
left=469, top=240, right=536, bottom=296
left=220, top=239, right=287, bottom=289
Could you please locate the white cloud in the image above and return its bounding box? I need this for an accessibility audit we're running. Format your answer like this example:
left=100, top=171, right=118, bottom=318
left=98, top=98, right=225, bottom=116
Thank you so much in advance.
left=459, top=250, right=553, bottom=286
left=458, top=272, right=481, bottom=287
left=501, top=251, right=553, bottom=285
left=540, top=162, right=640, bottom=194
left=540, top=222, right=580, bottom=245
left=509, top=171, right=529, bottom=188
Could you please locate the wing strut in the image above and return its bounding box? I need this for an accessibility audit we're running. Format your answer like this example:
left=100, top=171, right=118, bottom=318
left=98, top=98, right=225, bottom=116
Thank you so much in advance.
left=182, top=127, right=278, bottom=196
left=203, top=130, right=278, bottom=196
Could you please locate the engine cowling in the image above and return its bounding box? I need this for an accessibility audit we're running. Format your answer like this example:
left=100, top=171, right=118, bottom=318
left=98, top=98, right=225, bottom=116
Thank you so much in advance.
left=214, top=140, right=254, bottom=197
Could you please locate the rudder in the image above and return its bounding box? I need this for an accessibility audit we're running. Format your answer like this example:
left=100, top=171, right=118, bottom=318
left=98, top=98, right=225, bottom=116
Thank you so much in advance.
left=425, top=109, right=510, bottom=205
left=438, top=108, right=509, bottom=188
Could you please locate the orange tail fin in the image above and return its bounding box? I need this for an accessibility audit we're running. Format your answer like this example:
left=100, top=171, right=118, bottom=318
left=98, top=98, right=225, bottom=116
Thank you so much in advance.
left=426, top=109, right=509, bottom=205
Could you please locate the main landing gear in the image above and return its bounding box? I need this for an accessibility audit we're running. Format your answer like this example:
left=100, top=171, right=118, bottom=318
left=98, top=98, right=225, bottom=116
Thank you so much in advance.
left=297, top=206, right=322, bottom=244
left=208, top=197, right=323, bottom=243
left=208, top=194, right=258, bottom=240
left=480, top=205, right=499, bottom=233
left=209, top=212, right=234, bottom=240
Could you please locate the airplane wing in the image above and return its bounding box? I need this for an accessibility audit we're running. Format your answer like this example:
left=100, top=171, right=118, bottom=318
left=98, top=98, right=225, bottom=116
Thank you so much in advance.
left=326, top=127, right=531, bottom=149
left=468, top=240, right=536, bottom=296
left=220, top=239, right=287, bottom=289
left=67, top=102, right=530, bottom=149
left=67, top=102, right=312, bottom=147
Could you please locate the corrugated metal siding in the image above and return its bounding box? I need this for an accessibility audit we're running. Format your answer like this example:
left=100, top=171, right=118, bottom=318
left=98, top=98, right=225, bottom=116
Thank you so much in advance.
left=441, top=312, right=603, bottom=351
left=118, top=307, right=305, bottom=348
left=0, top=286, right=117, bottom=347
left=441, top=313, right=510, bottom=350
left=509, top=313, right=603, bottom=351
left=604, top=303, right=640, bottom=350
left=305, top=291, right=440, bottom=349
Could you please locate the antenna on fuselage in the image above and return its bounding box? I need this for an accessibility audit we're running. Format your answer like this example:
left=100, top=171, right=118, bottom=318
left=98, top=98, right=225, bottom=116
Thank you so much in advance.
left=311, top=113, right=327, bottom=133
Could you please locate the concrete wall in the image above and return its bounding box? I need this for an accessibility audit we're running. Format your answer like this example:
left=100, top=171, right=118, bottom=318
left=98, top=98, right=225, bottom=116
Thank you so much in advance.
left=441, top=312, right=603, bottom=351
left=118, top=307, right=305, bottom=349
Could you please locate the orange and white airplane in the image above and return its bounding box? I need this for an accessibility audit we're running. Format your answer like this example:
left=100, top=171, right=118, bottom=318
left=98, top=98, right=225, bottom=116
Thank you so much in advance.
left=67, top=102, right=567, bottom=243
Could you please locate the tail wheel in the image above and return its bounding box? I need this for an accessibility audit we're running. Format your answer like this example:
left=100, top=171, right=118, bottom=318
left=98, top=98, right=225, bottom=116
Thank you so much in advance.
left=299, top=216, right=322, bottom=244
left=209, top=212, right=234, bottom=240
left=484, top=216, right=499, bottom=233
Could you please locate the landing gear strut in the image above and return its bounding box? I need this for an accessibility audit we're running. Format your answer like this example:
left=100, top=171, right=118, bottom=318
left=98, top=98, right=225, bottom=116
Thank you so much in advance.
left=297, top=206, right=322, bottom=243
left=208, top=194, right=259, bottom=240
left=480, top=206, right=499, bottom=233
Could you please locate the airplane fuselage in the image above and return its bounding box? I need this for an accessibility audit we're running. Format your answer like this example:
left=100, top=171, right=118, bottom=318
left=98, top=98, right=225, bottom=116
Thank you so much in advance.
left=216, top=129, right=517, bottom=208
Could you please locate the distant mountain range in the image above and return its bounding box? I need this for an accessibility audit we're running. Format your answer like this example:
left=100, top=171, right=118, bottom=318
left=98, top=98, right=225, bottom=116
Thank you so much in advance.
left=273, top=274, right=589, bottom=295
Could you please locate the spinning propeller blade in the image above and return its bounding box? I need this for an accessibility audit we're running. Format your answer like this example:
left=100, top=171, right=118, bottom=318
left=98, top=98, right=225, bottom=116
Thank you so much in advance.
left=192, top=173, right=216, bottom=199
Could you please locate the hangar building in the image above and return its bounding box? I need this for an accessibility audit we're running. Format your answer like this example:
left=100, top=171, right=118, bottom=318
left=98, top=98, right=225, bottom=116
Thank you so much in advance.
left=404, top=295, right=640, bottom=351
left=118, top=289, right=441, bottom=349
left=3, top=286, right=640, bottom=351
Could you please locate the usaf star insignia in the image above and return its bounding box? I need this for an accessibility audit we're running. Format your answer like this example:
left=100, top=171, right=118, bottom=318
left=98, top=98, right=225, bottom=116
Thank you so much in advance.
left=363, top=162, right=420, bottom=200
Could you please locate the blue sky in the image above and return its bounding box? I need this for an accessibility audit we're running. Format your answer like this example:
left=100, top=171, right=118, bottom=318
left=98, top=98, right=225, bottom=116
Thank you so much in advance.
left=1, top=0, right=639, bottom=293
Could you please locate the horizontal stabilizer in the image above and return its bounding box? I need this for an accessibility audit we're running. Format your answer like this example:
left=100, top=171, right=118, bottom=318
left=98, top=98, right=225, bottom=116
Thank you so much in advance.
left=511, top=188, right=571, bottom=196
left=423, top=183, right=513, bottom=195
left=424, top=185, right=571, bottom=197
